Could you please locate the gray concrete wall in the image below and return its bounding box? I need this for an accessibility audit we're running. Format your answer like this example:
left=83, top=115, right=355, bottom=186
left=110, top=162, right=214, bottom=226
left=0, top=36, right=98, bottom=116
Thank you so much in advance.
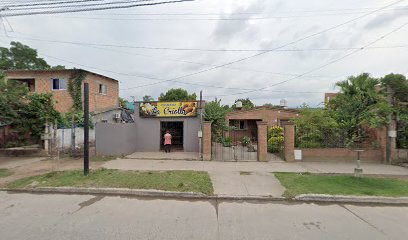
left=95, top=123, right=138, bottom=156
left=133, top=102, right=202, bottom=152
left=57, top=128, right=96, bottom=150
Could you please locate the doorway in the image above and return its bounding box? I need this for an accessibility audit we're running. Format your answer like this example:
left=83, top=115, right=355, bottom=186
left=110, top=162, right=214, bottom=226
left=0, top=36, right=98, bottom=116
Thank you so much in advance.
left=160, top=121, right=184, bottom=151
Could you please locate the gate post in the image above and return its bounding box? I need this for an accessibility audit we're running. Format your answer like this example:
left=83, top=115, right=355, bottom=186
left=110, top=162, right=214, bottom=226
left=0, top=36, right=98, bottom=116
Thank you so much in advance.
left=284, top=123, right=295, bottom=162
left=257, top=121, right=268, bottom=162
left=203, top=121, right=212, bottom=161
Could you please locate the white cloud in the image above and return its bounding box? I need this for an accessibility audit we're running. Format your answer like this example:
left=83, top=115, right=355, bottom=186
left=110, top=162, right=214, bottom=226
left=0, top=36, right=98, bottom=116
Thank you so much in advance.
left=2, top=0, right=407, bottom=107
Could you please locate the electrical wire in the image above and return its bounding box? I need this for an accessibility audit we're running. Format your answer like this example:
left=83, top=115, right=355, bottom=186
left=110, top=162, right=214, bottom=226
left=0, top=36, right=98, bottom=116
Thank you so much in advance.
left=117, top=0, right=405, bottom=90
left=204, top=21, right=408, bottom=98
left=1, top=0, right=196, bottom=17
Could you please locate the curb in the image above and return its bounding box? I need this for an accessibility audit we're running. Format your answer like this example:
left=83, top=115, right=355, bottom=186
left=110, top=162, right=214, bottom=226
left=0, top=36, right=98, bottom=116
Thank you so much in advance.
left=295, top=194, right=408, bottom=205
left=2, top=188, right=408, bottom=205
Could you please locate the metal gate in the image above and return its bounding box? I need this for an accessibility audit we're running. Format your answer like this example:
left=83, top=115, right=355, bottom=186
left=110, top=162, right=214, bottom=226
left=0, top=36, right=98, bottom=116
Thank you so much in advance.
left=212, top=128, right=258, bottom=161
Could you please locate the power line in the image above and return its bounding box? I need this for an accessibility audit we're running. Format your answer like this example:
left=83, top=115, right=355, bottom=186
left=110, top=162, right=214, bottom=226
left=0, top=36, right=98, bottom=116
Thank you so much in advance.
left=1, top=0, right=195, bottom=17
left=4, top=31, right=408, bottom=53
left=55, top=7, right=408, bottom=21
left=2, top=0, right=105, bottom=8
left=204, top=21, right=408, bottom=98
left=117, top=0, right=405, bottom=90
left=81, top=5, right=408, bottom=16
left=5, top=0, right=153, bottom=11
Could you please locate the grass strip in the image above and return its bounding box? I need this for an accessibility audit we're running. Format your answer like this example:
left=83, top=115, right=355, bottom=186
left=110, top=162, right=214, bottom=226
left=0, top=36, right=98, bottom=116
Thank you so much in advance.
left=275, top=172, right=408, bottom=198
left=7, top=169, right=214, bottom=195
left=0, top=169, right=13, bottom=178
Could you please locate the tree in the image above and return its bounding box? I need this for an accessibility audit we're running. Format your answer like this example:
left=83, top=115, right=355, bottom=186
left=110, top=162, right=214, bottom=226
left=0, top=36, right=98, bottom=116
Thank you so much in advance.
left=118, top=97, right=127, bottom=108
left=263, top=103, right=276, bottom=107
left=232, top=98, right=254, bottom=110
left=0, top=75, right=60, bottom=144
left=204, top=99, right=231, bottom=142
left=328, top=73, right=392, bottom=145
left=159, top=88, right=197, bottom=101
left=293, top=105, right=341, bottom=148
left=0, top=41, right=65, bottom=70
left=381, top=73, right=408, bottom=148
left=143, top=95, right=154, bottom=102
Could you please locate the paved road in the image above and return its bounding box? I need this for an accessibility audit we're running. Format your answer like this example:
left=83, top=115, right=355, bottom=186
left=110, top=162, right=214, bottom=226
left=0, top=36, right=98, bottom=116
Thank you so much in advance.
left=1, top=192, right=407, bottom=240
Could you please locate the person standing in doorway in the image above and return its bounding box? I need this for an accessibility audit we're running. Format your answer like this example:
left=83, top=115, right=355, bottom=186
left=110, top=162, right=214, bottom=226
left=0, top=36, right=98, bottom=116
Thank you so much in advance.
left=164, top=130, right=172, bottom=153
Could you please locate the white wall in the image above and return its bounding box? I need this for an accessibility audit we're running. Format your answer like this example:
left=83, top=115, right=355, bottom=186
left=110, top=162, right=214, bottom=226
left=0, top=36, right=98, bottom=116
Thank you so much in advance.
left=57, top=128, right=95, bottom=150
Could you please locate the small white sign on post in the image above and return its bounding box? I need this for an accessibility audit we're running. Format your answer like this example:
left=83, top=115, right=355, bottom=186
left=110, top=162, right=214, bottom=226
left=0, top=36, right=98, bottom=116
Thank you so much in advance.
left=388, top=130, right=397, bottom=138
left=197, top=130, right=203, bottom=138
left=294, top=150, right=302, bottom=161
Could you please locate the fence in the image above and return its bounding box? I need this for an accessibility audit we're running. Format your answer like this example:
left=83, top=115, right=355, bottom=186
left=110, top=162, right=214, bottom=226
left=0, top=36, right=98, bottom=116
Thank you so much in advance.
left=57, top=127, right=95, bottom=150
left=295, top=127, right=348, bottom=149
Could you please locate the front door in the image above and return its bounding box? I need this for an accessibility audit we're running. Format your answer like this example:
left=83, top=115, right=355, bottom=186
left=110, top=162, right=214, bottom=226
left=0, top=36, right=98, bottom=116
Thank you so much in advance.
left=160, top=121, right=184, bottom=151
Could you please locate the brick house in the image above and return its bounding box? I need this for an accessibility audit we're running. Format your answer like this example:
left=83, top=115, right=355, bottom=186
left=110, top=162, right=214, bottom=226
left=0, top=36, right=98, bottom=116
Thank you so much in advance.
left=4, top=69, right=119, bottom=114
left=225, top=106, right=299, bottom=142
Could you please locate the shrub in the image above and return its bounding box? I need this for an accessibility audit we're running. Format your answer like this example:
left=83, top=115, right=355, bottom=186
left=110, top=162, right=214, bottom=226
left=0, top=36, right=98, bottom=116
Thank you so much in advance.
left=267, top=126, right=284, bottom=153
left=222, top=137, right=233, bottom=147
left=242, top=136, right=251, bottom=146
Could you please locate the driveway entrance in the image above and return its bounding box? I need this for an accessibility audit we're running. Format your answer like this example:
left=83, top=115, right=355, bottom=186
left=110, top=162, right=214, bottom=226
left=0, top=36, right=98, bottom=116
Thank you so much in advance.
left=160, top=121, right=183, bottom=151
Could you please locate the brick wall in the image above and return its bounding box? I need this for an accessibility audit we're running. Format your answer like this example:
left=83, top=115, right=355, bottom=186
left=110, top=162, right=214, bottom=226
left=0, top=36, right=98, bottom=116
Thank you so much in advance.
left=5, top=70, right=119, bottom=113
left=299, top=148, right=383, bottom=162
left=202, top=121, right=211, bottom=161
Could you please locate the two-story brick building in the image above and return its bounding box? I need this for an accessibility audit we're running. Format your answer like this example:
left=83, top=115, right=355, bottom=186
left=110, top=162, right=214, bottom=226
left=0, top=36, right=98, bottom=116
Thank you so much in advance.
left=4, top=69, right=119, bottom=114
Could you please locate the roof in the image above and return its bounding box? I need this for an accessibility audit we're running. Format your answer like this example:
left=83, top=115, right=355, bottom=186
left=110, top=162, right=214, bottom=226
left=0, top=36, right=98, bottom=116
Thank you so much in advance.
left=227, top=106, right=299, bottom=116
left=4, top=69, right=119, bottom=83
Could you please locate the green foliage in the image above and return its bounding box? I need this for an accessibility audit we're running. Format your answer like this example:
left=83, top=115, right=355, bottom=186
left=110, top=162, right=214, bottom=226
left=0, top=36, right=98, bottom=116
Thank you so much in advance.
left=7, top=169, right=214, bottom=195
left=275, top=172, right=408, bottom=198
left=68, top=70, right=87, bottom=111
left=267, top=126, right=284, bottom=153
left=59, top=110, right=93, bottom=129
left=263, top=103, right=276, bottom=107
left=0, top=75, right=28, bottom=125
left=222, top=137, right=233, bottom=147
left=21, top=93, right=61, bottom=138
left=242, top=136, right=251, bottom=146
left=142, top=95, right=154, bottom=102
left=232, top=98, right=254, bottom=110
left=0, top=41, right=64, bottom=70
left=381, top=73, right=408, bottom=149
left=204, top=99, right=231, bottom=142
left=118, top=97, right=127, bottom=108
left=159, top=88, right=197, bottom=101
left=328, top=73, right=391, bottom=146
left=0, top=76, right=60, bottom=143
left=293, top=105, right=341, bottom=148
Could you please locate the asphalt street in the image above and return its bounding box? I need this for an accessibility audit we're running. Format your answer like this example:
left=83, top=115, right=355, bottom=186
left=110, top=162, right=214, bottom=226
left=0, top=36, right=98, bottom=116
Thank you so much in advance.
left=1, top=192, right=407, bottom=240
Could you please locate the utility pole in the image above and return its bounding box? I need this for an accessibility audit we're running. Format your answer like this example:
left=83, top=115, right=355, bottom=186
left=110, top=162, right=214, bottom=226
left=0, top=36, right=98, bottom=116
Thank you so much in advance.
left=386, top=85, right=397, bottom=164
left=198, top=90, right=203, bottom=160
left=84, top=83, right=90, bottom=176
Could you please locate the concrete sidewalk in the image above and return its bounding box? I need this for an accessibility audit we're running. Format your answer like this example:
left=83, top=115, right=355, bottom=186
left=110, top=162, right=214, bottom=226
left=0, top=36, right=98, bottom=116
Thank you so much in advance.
left=103, top=159, right=408, bottom=197
left=103, top=159, right=408, bottom=175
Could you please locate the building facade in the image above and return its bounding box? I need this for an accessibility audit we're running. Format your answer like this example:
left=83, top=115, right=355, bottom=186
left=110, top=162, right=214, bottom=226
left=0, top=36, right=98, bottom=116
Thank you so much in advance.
left=131, top=101, right=203, bottom=152
left=226, top=106, right=299, bottom=142
left=5, top=69, right=119, bottom=113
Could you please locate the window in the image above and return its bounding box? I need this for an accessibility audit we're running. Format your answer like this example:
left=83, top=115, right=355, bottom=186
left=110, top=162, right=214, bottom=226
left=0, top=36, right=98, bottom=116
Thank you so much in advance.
left=52, top=78, right=67, bottom=90
left=99, top=84, right=107, bottom=95
left=239, top=121, right=246, bottom=130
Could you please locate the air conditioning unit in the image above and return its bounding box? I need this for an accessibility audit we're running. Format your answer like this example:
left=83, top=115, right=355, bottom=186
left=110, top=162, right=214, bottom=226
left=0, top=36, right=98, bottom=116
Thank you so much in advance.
left=113, top=113, right=120, bottom=119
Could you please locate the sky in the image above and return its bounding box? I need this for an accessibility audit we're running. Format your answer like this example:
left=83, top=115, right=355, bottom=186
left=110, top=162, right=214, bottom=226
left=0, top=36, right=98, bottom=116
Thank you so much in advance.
left=1, top=0, right=408, bottom=107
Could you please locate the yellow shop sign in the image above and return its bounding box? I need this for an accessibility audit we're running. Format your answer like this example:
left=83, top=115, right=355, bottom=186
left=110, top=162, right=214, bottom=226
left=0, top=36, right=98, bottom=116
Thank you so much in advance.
left=139, top=101, right=198, bottom=117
